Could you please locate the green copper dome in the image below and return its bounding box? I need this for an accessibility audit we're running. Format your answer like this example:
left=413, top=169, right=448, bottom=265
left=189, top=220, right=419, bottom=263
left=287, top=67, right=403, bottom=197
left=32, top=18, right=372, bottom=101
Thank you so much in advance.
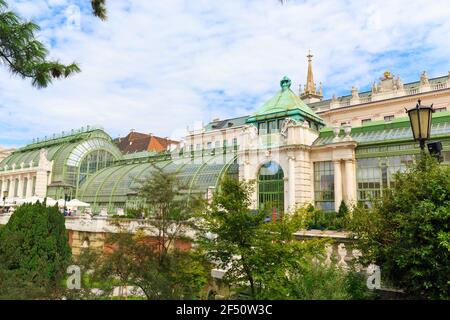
left=247, top=76, right=324, bottom=125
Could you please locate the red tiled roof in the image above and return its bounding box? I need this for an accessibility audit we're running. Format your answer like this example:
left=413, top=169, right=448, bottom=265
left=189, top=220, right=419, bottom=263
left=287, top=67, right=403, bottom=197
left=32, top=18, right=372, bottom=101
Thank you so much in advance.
left=114, top=131, right=179, bottom=154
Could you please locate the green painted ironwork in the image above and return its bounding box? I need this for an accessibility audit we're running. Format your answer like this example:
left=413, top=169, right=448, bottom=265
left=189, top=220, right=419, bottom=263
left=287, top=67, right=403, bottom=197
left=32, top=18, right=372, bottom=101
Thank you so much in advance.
left=258, top=161, right=284, bottom=215
left=0, top=129, right=123, bottom=199
left=78, top=152, right=238, bottom=213
left=313, top=161, right=335, bottom=211
left=246, top=76, right=324, bottom=126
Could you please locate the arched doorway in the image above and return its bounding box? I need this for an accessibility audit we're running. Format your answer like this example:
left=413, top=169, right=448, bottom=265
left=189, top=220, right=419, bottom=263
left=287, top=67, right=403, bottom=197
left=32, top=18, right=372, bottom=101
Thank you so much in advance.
left=258, top=161, right=284, bottom=217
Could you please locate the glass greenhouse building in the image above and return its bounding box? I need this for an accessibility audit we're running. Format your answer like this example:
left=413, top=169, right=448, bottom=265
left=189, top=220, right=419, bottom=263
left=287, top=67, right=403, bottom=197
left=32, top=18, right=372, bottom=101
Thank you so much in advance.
left=1, top=71, right=450, bottom=215
left=78, top=151, right=239, bottom=213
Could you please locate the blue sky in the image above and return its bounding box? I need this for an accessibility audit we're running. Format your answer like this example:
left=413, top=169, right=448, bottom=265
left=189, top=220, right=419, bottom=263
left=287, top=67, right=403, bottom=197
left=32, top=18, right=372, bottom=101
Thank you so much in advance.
left=2, top=0, right=450, bottom=148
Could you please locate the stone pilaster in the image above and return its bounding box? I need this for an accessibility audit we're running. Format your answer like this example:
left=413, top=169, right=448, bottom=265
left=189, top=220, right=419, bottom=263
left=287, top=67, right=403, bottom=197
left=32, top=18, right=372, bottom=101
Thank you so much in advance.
left=333, top=160, right=342, bottom=212
left=35, top=170, right=48, bottom=198
left=26, top=175, right=33, bottom=198
left=288, top=156, right=296, bottom=210
left=344, top=159, right=357, bottom=204
left=17, top=177, right=23, bottom=198
left=0, top=178, right=4, bottom=197
left=9, top=178, right=15, bottom=198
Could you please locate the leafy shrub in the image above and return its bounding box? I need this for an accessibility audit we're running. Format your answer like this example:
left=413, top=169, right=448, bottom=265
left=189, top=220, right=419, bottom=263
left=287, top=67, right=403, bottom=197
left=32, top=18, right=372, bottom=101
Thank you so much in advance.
left=292, top=203, right=349, bottom=231
left=349, top=155, right=450, bottom=299
left=256, top=253, right=373, bottom=300
left=0, top=202, right=71, bottom=298
left=126, top=207, right=144, bottom=219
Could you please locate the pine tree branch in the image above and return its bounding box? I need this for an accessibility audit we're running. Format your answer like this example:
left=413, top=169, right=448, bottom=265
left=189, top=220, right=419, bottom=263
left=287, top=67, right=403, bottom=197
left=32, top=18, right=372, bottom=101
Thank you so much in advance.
left=91, top=0, right=107, bottom=20
left=0, top=1, right=81, bottom=88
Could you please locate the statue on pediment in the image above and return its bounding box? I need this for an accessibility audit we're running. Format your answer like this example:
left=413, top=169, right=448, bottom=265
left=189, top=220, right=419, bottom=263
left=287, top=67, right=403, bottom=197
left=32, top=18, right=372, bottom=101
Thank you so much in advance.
left=280, top=118, right=298, bottom=137
left=371, top=82, right=379, bottom=94
left=420, top=71, right=429, bottom=85
left=396, top=75, right=404, bottom=90
left=241, top=125, right=258, bottom=149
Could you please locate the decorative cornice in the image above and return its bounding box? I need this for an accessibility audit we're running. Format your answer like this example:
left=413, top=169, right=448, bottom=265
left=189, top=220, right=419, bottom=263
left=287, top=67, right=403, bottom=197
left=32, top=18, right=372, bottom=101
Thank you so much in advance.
left=317, top=87, right=450, bottom=115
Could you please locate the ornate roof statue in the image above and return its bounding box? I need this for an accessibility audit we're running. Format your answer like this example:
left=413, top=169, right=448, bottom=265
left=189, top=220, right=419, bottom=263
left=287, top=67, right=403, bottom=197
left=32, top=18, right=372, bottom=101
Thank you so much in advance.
left=383, top=70, right=393, bottom=79
left=280, top=76, right=292, bottom=91
left=420, top=71, right=429, bottom=85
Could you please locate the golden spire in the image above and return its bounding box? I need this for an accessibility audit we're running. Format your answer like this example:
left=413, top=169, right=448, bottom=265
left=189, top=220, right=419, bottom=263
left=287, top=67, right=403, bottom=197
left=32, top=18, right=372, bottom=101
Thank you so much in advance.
left=299, top=50, right=323, bottom=103
left=305, top=49, right=316, bottom=94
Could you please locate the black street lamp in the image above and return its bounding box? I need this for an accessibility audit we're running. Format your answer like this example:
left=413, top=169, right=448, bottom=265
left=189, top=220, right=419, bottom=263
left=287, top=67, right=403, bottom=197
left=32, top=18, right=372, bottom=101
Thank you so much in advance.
left=406, top=99, right=434, bottom=150
left=62, top=185, right=71, bottom=210
left=48, top=181, right=72, bottom=211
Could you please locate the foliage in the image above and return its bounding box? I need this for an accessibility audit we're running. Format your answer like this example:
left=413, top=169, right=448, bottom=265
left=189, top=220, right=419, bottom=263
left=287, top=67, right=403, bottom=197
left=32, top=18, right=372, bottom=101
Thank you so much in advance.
left=259, top=258, right=371, bottom=300
left=91, top=0, right=107, bottom=20
left=0, top=0, right=80, bottom=88
left=0, top=202, right=71, bottom=299
left=62, top=248, right=114, bottom=300
left=84, top=230, right=209, bottom=300
left=136, top=165, right=204, bottom=259
left=199, top=177, right=365, bottom=299
left=125, top=207, right=144, bottom=219
left=110, top=207, right=144, bottom=219
left=349, top=155, right=450, bottom=299
left=76, top=168, right=210, bottom=300
left=291, top=203, right=348, bottom=231
left=337, top=200, right=349, bottom=219
left=311, top=210, right=347, bottom=231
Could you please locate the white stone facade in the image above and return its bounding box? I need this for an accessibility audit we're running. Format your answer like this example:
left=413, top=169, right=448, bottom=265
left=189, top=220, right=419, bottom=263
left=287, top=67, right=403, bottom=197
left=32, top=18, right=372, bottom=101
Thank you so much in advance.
left=0, top=149, right=53, bottom=200
left=310, top=71, right=450, bottom=127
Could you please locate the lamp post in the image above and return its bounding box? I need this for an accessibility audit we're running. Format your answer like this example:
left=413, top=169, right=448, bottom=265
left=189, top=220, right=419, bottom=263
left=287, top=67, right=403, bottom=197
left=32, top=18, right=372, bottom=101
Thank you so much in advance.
left=406, top=99, right=434, bottom=150
left=48, top=181, right=72, bottom=212
left=63, top=185, right=71, bottom=210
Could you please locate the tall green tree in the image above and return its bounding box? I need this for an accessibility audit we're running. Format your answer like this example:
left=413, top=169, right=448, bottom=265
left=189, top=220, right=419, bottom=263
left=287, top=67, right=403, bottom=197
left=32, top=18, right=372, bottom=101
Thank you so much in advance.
left=198, top=177, right=362, bottom=299
left=0, top=202, right=71, bottom=299
left=93, top=230, right=209, bottom=300
left=349, top=154, right=450, bottom=299
left=85, top=167, right=209, bottom=300
left=136, top=166, right=204, bottom=262
left=0, top=0, right=80, bottom=88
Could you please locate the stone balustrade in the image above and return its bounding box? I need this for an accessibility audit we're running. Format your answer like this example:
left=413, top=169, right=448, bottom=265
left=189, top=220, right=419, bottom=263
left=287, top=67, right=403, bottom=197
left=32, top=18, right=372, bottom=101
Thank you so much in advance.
left=320, top=80, right=449, bottom=112
left=0, top=213, right=197, bottom=238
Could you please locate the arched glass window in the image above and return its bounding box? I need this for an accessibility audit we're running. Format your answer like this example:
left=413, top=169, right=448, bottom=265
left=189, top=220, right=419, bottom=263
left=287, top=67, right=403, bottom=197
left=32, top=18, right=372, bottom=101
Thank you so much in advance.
left=6, top=179, right=10, bottom=196
left=77, top=150, right=116, bottom=186
left=258, top=161, right=284, bottom=215
left=31, top=176, right=36, bottom=196
left=14, top=178, right=19, bottom=197
left=22, top=177, right=28, bottom=197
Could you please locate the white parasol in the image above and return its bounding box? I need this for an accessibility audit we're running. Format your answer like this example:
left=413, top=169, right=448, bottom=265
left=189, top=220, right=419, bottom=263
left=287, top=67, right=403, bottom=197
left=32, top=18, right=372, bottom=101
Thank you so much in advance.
left=67, top=199, right=90, bottom=208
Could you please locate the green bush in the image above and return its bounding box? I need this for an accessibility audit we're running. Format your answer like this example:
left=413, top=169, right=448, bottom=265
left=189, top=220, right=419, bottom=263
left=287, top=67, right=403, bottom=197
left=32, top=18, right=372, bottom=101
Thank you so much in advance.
left=126, top=207, right=144, bottom=219
left=349, top=155, right=450, bottom=299
left=0, top=202, right=71, bottom=299
left=256, top=255, right=373, bottom=300
left=292, top=203, right=349, bottom=231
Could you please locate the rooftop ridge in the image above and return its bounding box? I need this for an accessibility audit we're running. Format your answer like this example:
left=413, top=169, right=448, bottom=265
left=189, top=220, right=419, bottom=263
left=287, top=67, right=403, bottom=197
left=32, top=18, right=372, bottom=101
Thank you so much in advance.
left=17, top=126, right=106, bottom=152
left=319, top=110, right=450, bottom=137
left=310, top=74, right=450, bottom=106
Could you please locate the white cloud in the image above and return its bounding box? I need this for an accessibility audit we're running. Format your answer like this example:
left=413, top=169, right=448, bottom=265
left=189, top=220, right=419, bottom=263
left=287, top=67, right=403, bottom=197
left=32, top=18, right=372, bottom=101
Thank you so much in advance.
left=1, top=0, right=450, bottom=147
